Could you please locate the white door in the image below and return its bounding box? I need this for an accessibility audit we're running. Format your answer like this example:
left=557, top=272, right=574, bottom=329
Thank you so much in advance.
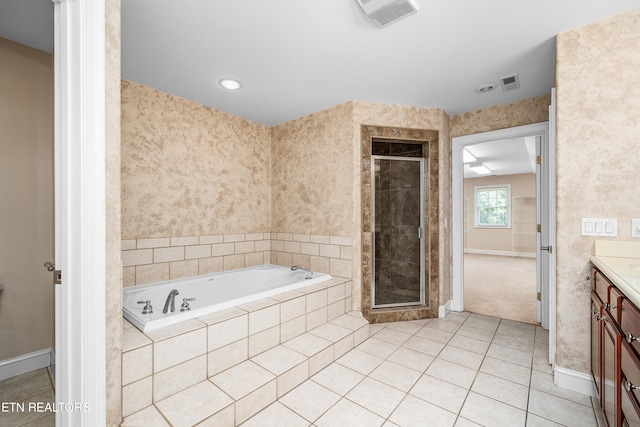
left=536, top=135, right=550, bottom=329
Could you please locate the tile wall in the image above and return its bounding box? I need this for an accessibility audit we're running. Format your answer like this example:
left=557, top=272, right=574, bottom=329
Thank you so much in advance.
left=122, top=233, right=353, bottom=287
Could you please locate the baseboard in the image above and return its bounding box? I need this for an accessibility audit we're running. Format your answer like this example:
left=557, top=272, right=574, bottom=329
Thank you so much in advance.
left=554, top=365, right=597, bottom=397
left=464, top=248, right=536, bottom=258
left=439, top=300, right=452, bottom=318
left=0, top=348, right=53, bottom=381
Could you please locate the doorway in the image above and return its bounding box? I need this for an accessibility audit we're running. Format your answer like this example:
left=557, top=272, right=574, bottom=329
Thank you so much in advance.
left=452, top=122, right=554, bottom=330
left=371, top=142, right=425, bottom=308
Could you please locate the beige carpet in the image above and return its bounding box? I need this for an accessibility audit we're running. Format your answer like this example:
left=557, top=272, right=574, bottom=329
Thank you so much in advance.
left=463, top=253, right=538, bottom=325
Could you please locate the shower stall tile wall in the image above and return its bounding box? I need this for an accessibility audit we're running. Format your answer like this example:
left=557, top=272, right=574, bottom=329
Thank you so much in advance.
left=122, top=233, right=353, bottom=286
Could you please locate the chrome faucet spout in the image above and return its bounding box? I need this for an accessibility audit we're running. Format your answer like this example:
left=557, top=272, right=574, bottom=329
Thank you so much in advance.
left=162, top=289, right=180, bottom=314
left=291, top=265, right=313, bottom=279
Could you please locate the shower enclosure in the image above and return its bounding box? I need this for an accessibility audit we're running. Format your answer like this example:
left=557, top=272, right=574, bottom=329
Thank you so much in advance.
left=371, top=142, right=425, bottom=308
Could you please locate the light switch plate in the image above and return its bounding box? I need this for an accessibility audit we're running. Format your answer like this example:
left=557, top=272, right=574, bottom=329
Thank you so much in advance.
left=632, top=219, right=640, bottom=238
left=582, top=218, right=617, bottom=237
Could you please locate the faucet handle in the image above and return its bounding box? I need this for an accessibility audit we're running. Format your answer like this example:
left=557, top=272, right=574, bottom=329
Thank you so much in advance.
left=137, top=300, right=153, bottom=314
left=180, top=298, right=196, bottom=312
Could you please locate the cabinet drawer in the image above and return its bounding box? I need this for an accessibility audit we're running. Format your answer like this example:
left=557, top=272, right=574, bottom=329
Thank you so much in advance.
left=621, top=340, right=640, bottom=425
left=622, top=299, right=640, bottom=355
left=595, top=269, right=613, bottom=308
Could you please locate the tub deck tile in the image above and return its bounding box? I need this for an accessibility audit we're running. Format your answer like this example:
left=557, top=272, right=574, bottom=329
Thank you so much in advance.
left=145, top=319, right=207, bottom=342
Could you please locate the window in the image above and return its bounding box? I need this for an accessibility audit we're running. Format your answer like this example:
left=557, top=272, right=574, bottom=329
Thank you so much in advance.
left=474, top=184, right=511, bottom=227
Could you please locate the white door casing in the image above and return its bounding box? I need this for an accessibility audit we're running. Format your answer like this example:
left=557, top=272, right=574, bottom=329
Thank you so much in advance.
left=53, top=0, right=107, bottom=425
left=452, top=122, right=554, bottom=337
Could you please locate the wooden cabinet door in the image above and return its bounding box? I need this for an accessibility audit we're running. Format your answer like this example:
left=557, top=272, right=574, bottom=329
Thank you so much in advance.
left=593, top=292, right=604, bottom=403
left=603, top=313, right=622, bottom=427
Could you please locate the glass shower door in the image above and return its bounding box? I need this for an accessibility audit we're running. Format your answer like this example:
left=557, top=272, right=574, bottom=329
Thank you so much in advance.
left=372, top=156, right=425, bottom=308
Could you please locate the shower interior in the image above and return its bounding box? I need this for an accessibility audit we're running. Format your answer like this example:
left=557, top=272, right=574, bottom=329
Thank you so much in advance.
left=372, top=140, right=426, bottom=309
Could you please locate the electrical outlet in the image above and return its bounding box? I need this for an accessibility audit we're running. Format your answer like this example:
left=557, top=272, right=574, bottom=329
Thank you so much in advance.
left=632, top=219, right=640, bottom=238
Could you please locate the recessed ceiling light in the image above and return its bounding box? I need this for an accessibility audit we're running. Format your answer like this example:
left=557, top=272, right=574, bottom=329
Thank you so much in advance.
left=219, top=78, right=242, bottom=90
left=468, top=163, right=492, bottom=175
left=474, top=83, right=497, bottom=93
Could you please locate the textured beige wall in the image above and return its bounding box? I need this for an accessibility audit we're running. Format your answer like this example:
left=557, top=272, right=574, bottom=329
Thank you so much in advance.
left=464, top=174, right=536, bottom=253
left=271, top=102, right=354, bottom=236
left=555, top=8, right=640, bottom=373
left=0, top=38, right=54, bottom=362
left=450, top=94, right=551, bottom=138
left=121, top=80, right=272, bottom=239
left=105, top=0, right=122, bottom=423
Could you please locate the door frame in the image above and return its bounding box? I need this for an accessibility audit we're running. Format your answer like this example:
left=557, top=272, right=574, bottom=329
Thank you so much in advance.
left=452, top=121, right=555, bottom=340
left=53, top=0, right=107, bottom=425
left=371, top=155, right=426, bottom=309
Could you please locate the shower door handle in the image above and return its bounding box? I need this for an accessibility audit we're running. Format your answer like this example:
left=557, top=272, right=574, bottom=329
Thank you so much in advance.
left=418, top=227, right=423, bottom=240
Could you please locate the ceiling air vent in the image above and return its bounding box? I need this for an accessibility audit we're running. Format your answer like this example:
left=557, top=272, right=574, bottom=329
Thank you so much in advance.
left=356, top=0, right=419, bottom=27
left=500, top=73, right=521, bottom=92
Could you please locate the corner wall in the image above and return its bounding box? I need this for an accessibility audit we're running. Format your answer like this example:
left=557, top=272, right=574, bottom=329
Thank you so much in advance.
left=555, top=8, right=640, bottom=374
left=0, top=38, right=54, bottom=363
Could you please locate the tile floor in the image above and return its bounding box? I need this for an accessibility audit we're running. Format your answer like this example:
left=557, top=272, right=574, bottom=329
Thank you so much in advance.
left=0, top=312, right=606, bottom=427
left=0, top=367, right=55, bottom=427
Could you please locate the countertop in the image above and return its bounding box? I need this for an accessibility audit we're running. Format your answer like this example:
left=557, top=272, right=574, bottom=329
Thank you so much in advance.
left=591, top=241, right=640, bottom=308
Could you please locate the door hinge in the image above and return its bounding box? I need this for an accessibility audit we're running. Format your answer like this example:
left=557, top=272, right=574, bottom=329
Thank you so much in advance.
left=536, top=156, right=541, bottom=165
left=537, top=224, right=541, bottom=233
left=537, top=292, right=541, bottom=301
left=54, top=270, right=62, bottom=285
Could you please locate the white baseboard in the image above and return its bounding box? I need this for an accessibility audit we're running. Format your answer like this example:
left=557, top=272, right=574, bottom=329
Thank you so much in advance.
left=464, top=248, right=536, bottom=258
left=554, top=366, right=597, bottom=397
left=0, top=348, right=53, bottom=381
left=439, top=300, right=452, bottom=318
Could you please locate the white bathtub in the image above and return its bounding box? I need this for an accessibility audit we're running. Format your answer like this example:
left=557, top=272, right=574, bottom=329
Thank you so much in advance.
left=122, top=264, right=332, bottom=332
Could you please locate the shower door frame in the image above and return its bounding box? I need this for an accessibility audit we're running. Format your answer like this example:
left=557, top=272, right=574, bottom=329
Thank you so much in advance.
left=371, top=155, right=426, bottom=309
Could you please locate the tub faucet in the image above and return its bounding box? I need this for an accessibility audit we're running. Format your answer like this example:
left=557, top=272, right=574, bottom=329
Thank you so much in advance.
left=162, top=289, right=180, bottom=314
left=291, top=265, right=313, bottom=279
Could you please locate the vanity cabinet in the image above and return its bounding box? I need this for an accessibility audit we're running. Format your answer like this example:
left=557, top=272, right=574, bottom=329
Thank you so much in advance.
left=592, top=267, right=640, bottom=427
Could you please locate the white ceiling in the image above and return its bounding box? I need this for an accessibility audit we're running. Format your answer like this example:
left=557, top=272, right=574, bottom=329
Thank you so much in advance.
left=1, top=0, right=639, bottom=173
left=463, top=137, right=536, bottom=178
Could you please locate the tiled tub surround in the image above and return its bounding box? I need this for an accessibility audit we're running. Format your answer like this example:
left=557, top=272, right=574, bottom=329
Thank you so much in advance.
left=121, top=275, right=367, bottom=424
left=122, top=233, right=353, bottom=288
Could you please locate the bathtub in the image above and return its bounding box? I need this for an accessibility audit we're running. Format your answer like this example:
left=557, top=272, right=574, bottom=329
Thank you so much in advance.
left=122, top=264, right=332, bottom=332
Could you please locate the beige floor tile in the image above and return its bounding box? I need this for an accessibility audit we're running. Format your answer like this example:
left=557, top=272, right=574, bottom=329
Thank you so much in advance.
left=529, top=370, right=593, bottom=407
left=311, top=363, right=365, bottom=396
left=18, top=413, right=55, bottom=427
left=389, top=394, right=457, bottom=427
left=492, top=332, right=535, bottom=353
left=460, top=392, right=527, bottom=426
left=336, top=348, right=384, bottom=375
left=447, top=334, right=490, bottom=355
left=122, top=405, right=171, bottom=427
left=421, top=318, right=462, bottom=333
left=438, top=345, right=484, bottom=370
left=527, top=389, right=597, bottom=426
left=425, top=358, right=478, bottom=389
left=470, top=372, right=530, bottom=410
left=0, top=390, right=54, bottom=427
left=156, top=381, right=233, bottom=427
left=384, top=321, right=423, bottom=335
left=414, top=326, right=455, bottom=344
left=369, top=360, right=422, bottom=392
left=480, top=356, right=531, bottom=386
left=402, top=335, right=446, bottom=357
left=454, top=417, right=483, bottom=426
left=279, top=380, right=340, bottom=422
left=210, top=361, right=274, bottom=400
left=315, top=398, right=385, bottom=427
left=251, top=345, right=307, bottom=376
left=486, top=342, right=533, bottom=368
left=345, top=377, right=405, bottom=418
left=456, top=324, right=497, bottom=342
left=372, top=327, right=412, bottom=346
left=409, top=374, right=468, bottom=414
left=240, top=402, right=310, bottom=427
left=356, top=337, right=399, bottom=359
left=525, top=413, right=564, bottom=426
left=387, top=346, right=434, bottom=373
left=283, top=333, right=332, bottom=358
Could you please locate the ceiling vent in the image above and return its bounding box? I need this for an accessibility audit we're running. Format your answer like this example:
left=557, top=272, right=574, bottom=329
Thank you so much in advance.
left=356, top=0, right=419, bottom=27
left=500, top=73, right=521, bottom=92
